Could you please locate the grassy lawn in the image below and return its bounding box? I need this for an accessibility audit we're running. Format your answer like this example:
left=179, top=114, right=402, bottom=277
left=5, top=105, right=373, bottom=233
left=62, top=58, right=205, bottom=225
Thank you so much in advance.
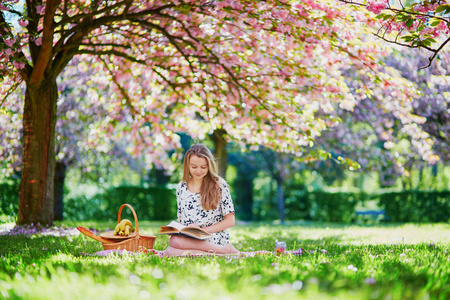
left=0, top=221, right=449, bottom=300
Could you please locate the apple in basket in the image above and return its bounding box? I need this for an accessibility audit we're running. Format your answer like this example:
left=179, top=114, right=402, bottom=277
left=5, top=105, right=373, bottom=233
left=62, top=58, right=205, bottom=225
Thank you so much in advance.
left=113, top=219, right=136, bottom=236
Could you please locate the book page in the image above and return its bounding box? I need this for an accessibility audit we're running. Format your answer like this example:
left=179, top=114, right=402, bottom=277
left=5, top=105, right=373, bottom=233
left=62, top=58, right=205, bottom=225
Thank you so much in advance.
left=181, top=227, right=212, bottom=238
left=166, top=220, right=184, bottom=231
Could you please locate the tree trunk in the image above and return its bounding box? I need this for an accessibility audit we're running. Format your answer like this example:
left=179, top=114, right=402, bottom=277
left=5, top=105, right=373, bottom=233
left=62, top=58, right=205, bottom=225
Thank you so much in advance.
left=418, top=165, right=423, bottom=190
left=54, top=161, right=67, bottom=221
left=17, top=78, right=57, bottom=225
left=431, top=164, right=438, bottom=189
left=275, top=176, right=285, bottom=223
left=155, top=169, right=171, bottom=186
left=212, top=129, right=228, bottom=178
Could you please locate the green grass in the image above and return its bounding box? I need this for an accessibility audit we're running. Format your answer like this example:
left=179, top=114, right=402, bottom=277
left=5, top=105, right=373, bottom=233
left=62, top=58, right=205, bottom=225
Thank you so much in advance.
left=0, top=221, right=449, bottom=299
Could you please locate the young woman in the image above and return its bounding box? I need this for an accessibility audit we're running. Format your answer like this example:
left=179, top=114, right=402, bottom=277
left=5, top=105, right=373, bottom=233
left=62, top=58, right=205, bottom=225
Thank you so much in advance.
left=165, top=144, right=240, bottom=256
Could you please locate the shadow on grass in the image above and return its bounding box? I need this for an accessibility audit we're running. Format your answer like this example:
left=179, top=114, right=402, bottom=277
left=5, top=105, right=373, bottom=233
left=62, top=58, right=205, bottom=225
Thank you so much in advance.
left=0, top=233, right=101, bottom=265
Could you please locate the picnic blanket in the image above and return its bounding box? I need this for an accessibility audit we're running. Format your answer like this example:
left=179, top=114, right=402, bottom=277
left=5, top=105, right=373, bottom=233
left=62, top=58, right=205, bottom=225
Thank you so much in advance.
left=81, top=248, right=306, bottom=258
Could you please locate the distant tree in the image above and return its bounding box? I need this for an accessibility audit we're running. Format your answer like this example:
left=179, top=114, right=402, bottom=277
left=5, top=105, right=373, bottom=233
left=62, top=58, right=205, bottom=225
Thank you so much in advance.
left=311, top=47, right=448, bottom=187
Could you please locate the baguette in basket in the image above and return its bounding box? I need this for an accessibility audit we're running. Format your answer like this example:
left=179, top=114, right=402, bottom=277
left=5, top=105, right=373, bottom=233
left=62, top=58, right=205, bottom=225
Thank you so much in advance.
left=79, top=204, right=156, bottom=252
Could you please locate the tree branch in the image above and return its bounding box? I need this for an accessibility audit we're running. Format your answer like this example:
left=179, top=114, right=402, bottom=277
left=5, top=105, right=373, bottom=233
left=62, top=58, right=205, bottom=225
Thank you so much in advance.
left=420, top=36, right=450, bottom=69
left=99, top=56, right=182, bottom=144
left=340, top=0, right=450, bottom=68
left=131, top=18, right=198, bottom=77
left=77, top=49, right=146, bottom=64
left=51, top=3, right=177, bottom=76
left=30, top=0, right=62, bottom=85
left=0, top=78, right=23, bottom=108
left=340, top=0, right=450, bottom=23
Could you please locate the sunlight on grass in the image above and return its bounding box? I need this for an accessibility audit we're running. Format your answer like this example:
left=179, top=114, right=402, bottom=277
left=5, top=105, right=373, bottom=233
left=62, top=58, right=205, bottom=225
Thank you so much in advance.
left=1, top=222, right=449, bottom=299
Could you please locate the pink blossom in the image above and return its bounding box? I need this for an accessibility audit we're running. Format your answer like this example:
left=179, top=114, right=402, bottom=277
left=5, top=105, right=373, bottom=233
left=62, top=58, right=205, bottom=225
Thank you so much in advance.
left=366, top=0, right=388, bottom=14
left=277, top=23, right=290, bottom=33
left=35, top=37, right=42, bottom=46
left=216, top=10, right=227, bottom=19
left=4, top=38, right=15, bottom=47
left=36, top=5, right=45, bottom=14
left=13, top=61, right=25, bottom=69
left=364, top=277, right=376, bottom=285
left=247, top=18, right=257, bottom=26
left=273, top=9, right=289, bottom=20
left=18, top=19, right=28, bottom=27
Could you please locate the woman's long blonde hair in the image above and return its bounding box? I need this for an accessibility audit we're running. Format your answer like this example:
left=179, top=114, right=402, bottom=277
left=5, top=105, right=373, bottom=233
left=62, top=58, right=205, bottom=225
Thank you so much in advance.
left=182, top=144, right=221, bottom=210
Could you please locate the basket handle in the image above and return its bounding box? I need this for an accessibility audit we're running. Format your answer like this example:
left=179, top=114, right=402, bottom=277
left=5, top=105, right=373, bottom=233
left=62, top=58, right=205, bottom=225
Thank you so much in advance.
left=118, top=204, right=140, bottom=239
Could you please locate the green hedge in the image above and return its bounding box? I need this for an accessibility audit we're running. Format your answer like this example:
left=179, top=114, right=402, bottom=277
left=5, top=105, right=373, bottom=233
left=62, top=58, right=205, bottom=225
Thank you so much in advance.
left=285, top=191, right=368, bottom=222
left=64, top=186, right=177, bottom=222
left=2, top=180, right=449, bottom=223
left=0, top=183, right=177, bottom=222
left=285, top=190, right=450, bottom=223
left=379, top=191, right=450, bottom=222
left=0, top=181, right=20, bottom=217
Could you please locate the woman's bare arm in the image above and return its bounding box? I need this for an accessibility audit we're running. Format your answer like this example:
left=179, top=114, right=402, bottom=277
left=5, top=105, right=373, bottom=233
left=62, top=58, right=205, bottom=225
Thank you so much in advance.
left=200, top=213, right=235, bottom=233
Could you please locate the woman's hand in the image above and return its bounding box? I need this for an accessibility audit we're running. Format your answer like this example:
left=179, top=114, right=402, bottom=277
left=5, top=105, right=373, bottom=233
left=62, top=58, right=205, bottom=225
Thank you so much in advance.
left=202, top=213, right=235, bottom=233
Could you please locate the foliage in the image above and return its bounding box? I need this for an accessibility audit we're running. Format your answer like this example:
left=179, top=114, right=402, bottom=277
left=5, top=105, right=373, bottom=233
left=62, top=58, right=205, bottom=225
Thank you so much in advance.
left=287, top=191, right=364, bottom=223
left=64, top=186, right=177, bottom=222
left=309, top=45, right=449, bottom=186
left=340, top=0, right=450, bottom=68
left=3, top=176, right=450, bottom=224
left=0, top=222, right=449, bottom=299
left=380, top=190, right=450, bottom=222
left=1, top=0, right=442, bottom=224
left=0, top=0, right=438, bottom=174
left=383, top=48, right=450, bottom=164
left=0, top=57, right=175, bottom=179
left=0, top=180, right=19, bottom=217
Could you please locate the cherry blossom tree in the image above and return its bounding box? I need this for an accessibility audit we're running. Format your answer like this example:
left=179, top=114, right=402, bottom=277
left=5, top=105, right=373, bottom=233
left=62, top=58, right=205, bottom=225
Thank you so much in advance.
left=310, top=47, right=448, bottom=187
left=340, top=0, right=450, bottom=68
left=1, top=0, right=434, bottom=225
left=384, top=47, right=450, bottom=165
left=0, top=57, right=155, bottom=220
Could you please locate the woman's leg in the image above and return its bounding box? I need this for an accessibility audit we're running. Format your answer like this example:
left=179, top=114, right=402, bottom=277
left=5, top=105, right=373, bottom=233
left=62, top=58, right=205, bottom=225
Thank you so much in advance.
left=168, top=235, right=239, bottom=254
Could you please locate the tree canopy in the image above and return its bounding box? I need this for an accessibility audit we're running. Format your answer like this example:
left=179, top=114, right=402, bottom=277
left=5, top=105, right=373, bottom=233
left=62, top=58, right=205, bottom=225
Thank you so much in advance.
left=0, top=0, right=439, bottom=224
left=340, top=0, right=450, bottom=68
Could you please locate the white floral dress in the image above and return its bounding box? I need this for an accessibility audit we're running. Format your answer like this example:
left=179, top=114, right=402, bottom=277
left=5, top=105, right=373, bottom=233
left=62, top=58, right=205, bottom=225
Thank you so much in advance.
left=176, top=177, right=235, bottom=246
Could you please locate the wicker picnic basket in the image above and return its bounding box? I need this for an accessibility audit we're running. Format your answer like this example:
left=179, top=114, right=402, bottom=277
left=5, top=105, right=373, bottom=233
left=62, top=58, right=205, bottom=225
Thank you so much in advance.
left=102, top=204, right=156, bottom=252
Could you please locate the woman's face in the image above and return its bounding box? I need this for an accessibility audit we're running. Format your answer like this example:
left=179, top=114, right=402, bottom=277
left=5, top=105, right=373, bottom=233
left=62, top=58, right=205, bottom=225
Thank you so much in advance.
left=189, top=154, right=209, bottom=181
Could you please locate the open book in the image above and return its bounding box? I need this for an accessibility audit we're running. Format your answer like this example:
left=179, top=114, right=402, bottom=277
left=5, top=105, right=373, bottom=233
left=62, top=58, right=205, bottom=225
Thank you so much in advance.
left=159, top=221, right=212, bottom=240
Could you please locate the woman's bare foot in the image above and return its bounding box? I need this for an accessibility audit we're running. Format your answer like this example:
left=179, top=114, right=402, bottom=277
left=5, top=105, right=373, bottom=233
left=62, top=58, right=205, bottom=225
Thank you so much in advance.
left=224, top=243, right=240, bottom=254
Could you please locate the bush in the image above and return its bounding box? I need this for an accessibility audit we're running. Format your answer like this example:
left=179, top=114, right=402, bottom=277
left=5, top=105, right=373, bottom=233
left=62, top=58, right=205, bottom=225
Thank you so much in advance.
left=64, top=195, right=111, bottom=221
left=308, top=191, right=360, bottom=222
left=64, top=185, right=176, bottom=222
left=0, top=181, right=19, bottom=218
left=285, top=191, right=366, bottom=222
left=284, top=189, right=310, bottom=220
left=2, top=178, right=449, bottom=223
left=379, top=191, right=450, bottom=222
